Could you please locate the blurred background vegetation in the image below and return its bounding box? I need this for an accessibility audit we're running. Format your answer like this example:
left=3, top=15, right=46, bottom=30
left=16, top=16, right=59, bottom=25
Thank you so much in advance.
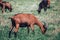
left=0, top=0, right=60, bottom=40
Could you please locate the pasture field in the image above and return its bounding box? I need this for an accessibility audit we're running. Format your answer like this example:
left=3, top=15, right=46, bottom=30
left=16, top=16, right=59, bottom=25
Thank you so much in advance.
left=0, top=0, right=60, bottom=40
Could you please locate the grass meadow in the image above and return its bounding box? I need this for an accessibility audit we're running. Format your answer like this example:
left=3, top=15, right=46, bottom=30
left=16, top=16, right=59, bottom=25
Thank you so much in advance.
left=0, top=0, right=60, bottom=40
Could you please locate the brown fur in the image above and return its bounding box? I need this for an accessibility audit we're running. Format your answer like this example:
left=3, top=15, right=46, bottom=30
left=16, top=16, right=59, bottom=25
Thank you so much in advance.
left=47, top=0, right=50, bottom=7
left=9, top=13, right=47, bottom=38
left=0, top=0, right=2, bottom=2
left=0, top=1, right=12, bottom=13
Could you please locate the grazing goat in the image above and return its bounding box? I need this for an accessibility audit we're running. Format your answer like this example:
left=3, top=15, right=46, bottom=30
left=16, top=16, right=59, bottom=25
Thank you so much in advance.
left=0, top=1, right=12, bottom=13
left=37, top=0, right=50, bottom=14
left=9, top=13, right=47, bottom=38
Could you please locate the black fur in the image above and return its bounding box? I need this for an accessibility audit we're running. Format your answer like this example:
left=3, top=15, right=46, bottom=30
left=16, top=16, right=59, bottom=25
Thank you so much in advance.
left=37, top=0, right=48, bottom=14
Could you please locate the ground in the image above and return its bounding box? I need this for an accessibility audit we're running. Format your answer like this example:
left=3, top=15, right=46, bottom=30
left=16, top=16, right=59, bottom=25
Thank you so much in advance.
left=0, top=0, right=60, bottom=40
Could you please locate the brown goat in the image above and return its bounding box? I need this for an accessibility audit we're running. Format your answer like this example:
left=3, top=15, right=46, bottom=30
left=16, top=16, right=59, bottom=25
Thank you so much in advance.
left=0, top=1, right=12, bottom=13
left=9, top=13, right=47, bottom=38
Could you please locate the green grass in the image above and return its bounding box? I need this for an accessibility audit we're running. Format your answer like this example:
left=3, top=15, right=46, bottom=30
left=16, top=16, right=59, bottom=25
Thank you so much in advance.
left=0, top=0, right=60, bottom=40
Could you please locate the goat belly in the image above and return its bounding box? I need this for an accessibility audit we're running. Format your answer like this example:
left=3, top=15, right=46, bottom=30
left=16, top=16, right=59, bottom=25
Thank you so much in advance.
left=19, top=23, right=29, bottom=27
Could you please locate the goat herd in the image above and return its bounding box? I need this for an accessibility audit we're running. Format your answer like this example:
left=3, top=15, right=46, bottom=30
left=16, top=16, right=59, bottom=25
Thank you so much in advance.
left=0, top=0, right=50, bottom=38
